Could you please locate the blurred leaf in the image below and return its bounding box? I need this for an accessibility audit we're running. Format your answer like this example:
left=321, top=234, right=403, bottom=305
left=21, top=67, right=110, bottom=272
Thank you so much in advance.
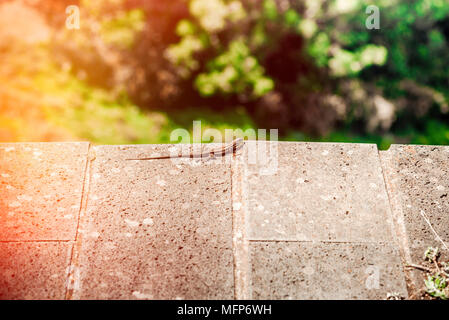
left=263, top=0, right=278, bottom=21
left=100, top=9, right=145, bottom=49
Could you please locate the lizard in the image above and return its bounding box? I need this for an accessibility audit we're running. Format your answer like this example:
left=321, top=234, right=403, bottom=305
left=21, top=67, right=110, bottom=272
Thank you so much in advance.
left=125, top=138, right=244, bottom=160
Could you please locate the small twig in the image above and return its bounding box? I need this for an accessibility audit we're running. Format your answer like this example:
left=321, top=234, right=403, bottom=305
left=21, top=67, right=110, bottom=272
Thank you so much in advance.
left=406, top=263, right=432, bottom=272
left=420, top=210, right=449, bottom=252
left=433, top=260, right=442, bottom=274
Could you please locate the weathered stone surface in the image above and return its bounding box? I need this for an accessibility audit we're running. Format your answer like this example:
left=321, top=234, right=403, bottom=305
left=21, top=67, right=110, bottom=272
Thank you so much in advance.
left=72, top=144, right=234, bottom=299
left=380, top=144, right=449, bottom=294
left=3, top=141, right=446, bottom=300
left=0, top=242, right=72, bottom=299
left=0, top=142, right=89, bottom=240
left=250, top=242, right=408, bottom=300
left=231, top=144, right=250, bottom=299
left=245, top=141, right=394, bottom=242
left=244, top=141, right=407, bottom=299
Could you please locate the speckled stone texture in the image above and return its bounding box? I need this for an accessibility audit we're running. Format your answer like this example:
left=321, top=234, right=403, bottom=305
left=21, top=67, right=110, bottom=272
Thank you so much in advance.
left=380, top=145, right=449, bottom=295
left=244, top=141, right=407, bottom=299
left=0, top=242, right=72, bottom=299
left=245, top=142, right=394, bottom=242
left=0, top=142, right=89, bottom=240
left=250, top=242, right=407, bottom=299
left=246, top=142, right=391, bottom=242
left=72, top=144, right=234, bottom=299
left=4, top=141, right=446, bottom=300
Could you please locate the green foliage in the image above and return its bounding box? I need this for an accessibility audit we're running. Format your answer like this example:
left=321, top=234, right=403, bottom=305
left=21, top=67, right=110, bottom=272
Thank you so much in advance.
left=286, top=129, right=395, bottom=150
left=306, top=32, right=331, bottom=67
left=263, top=0, right=278, bottom=21
left=412, top=120, right=449, bottom=146
left=166, top=34, right=205, bottom=75
left=195, top=40, right=274, bottom=97
left=100, top=9, right=145, bottom=49
left=284, top=9, right=301, bottom=27
left=176, top=19, right=197, bottom=37
left=421, top=246, right=448, bottom=300
left=425, top=275, right=448, bottom=299
left=190, top=0, right=246, bottom=32
left=168, top=0, right=275, bottom=99
left=297, top=19, right=318, bottom=38
left=165, top=106, right=256, bottom=142
left=0, top=36, right=170, bottom=144
left=329, top=45, right=388, bottom=77
left=2, top=0, right=449, bottom=147
left=424, top=247, right=440, bottom=262
left=36, top=64, right=171, bottom=144
left=136, top=0, right=449, bottom=146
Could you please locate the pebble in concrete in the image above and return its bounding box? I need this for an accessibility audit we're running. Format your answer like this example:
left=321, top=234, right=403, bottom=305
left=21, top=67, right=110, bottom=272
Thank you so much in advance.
left=0, top=142, right=89, bottom=240
left=72, top=144, right=234, bottom=299
left=380, top=144, right=449, bottom=294
left=0, top=242, right=72, bottom=299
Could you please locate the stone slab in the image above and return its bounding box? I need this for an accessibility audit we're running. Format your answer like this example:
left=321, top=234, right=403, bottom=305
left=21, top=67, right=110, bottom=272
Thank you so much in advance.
left=0, top=142, right=89, bottom=240
left=72, top=144, right=234, bottom=299
left=250, top=241, right=408, bottom=300
left=245, top=141, right=394, bottom=242
left=380, top=144, right=449, bottom=294
left=0, top=242, right=72, bottom=299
